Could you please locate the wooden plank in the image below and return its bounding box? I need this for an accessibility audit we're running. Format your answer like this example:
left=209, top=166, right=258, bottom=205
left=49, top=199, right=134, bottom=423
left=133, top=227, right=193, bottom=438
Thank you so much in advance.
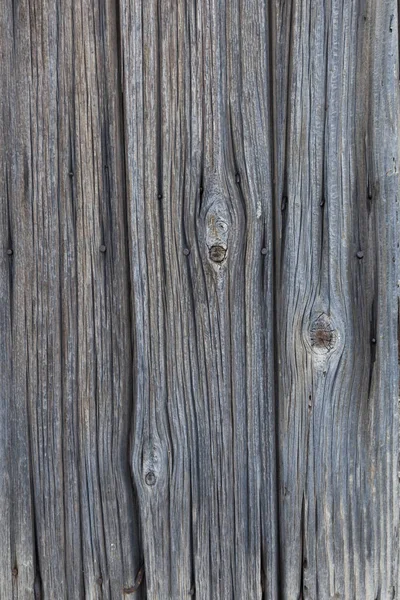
left=120, top=0, right=279, bottom=598
left=274, top=0, right=400, bottom=598
left=71, top=0, right=143, bottom=595
left=1, top=0, right=38, bottom=596
left=1, top=0, right=143, bottom=598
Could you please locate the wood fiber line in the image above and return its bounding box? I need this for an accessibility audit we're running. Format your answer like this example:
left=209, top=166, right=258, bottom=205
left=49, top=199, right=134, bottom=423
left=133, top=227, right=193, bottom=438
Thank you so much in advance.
left=1, top=0, right=142, bottom=598
left=274, top=0, right=400, bottom=598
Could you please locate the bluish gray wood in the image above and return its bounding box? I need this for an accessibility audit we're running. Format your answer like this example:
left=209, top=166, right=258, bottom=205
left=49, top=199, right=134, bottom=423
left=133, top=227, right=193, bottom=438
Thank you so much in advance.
left=0, top=0, right=143, bottom=598
left=273, top=1, right=400, bottom=598
left=121, top=0, right=279, bottom=597
left=0, top=0, right=399, bottom=598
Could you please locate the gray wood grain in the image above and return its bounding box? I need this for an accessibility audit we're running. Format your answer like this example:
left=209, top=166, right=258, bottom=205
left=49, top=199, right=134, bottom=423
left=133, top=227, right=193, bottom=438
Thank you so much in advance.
left=274, top=1, right=400, bottom=598
left=0, top=0, right=399, bottom=598
left=1, top=0, right=143, bottom=598
left=121, top=0, right=279, bottom=597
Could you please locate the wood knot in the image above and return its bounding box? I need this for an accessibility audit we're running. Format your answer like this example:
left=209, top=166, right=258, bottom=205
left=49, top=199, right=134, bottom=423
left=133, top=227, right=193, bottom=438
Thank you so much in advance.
left=202, top=193, right=231, bottom=268
left=209, top=245, right=226, bottom=263
left=145, top=471, right=157, bottom=486
left=308, top=314, right=337, bottom=355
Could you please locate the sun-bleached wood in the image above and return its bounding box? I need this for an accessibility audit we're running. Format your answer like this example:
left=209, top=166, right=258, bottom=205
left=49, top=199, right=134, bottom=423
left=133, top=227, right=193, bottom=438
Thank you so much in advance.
left=0, top=0, right=398, bottom=598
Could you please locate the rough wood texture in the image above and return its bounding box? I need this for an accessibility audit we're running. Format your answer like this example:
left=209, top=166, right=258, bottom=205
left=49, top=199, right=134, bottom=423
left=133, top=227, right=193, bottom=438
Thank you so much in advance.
left=1, top=0, right=142, bottom=597
left=0, top=0, right=399, bottom=598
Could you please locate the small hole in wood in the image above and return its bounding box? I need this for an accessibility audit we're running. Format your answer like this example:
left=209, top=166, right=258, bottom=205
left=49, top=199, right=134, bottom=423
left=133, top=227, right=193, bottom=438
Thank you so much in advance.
left=209, top=245, right=226, bottom=263
left=145, top=471, right=156, bottom=486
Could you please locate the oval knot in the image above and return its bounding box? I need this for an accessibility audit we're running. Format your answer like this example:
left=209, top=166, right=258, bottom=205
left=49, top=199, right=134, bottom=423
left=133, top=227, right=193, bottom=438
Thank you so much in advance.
left=308, top=313, right=337, bottom=356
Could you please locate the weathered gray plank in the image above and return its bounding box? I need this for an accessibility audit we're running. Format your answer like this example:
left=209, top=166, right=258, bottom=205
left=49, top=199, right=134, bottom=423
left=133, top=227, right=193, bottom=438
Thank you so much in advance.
left=1, top=0, right=143, bottom=598
left=121, top=0, right=279, bottom=598
left=274, top=0, right=400, bottom=598
left=1, top=0, right=38, bottom=597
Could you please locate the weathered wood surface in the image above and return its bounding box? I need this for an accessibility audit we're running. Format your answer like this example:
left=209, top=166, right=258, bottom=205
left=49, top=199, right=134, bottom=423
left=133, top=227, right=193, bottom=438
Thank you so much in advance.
left=0, top=0, right=399, bottom=598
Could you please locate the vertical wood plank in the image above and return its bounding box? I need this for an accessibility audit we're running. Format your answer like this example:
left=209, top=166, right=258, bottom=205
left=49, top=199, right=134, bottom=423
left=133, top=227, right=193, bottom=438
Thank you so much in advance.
left=275, top=0, right=400, bottom=597
left=1, top=0, right=38, bottom=596
left=0, top=2, right=27, bottom=597
left=1, top=0, right=143, bottom=598
left=72, top=0, right=143, bottom=595
left=121, top=0, right=279, bottom=598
